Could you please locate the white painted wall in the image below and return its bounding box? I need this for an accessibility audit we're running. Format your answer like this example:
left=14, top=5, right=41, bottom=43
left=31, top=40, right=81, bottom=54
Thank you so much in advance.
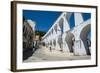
left=0, top=0, right=99, bottom=73
left=27, top=20, right=36, bottom=31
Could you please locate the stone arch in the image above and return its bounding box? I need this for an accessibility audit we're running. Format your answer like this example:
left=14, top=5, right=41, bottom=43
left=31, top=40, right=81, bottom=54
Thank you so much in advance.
left=57, top=35, right=63, bottom=51
left=59, top=18, right=64, bottom=33
left=54, top=25, right=57, bottom=34
left=65, top=32, right=75, bottom=53
left=53, top=39, right=56, bottom=47
left=80, top=23, right=91, bottom=55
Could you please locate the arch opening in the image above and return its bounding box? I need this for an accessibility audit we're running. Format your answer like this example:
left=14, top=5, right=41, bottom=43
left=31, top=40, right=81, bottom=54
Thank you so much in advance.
left=80, top=23, right=91, bottom=55
left=53, top=40, right=56, bottom=47
left=65, top=32, right=75, bottom=53
left=57, top=35, right=63, bottom=51
left=59, top=18, right=64, bottom=34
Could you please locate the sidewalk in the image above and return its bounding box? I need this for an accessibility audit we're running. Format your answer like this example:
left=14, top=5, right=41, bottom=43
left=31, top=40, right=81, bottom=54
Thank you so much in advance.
left=41, top=46, right=74, bottom=57
left=24, top=46, right=91, bottom=63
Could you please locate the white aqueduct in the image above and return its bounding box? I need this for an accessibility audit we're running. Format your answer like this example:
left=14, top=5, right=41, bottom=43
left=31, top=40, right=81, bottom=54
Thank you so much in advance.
left=41, top=12, right=91, bottom=56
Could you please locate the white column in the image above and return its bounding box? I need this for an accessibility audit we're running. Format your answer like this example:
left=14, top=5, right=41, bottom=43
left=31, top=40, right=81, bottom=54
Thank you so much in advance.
left=51, top=30, right=54, bottom=49
left=57, top=24, right=62, bottom=36
left=55, top=24, right=61, bottom=51
left=72, top=29, right=87, bottom=55
left=48, top=36, right=50, bottom=48
left=62, top=33, right=70, bottom=52
left=53, top=28, right=57, bottom=49
left=53, top=28, right=57, bottom=38
left=74, top=13, right=84, bottom=26
left=62, top=13, right=71, bottom=52
left=50, top=33, right=52, bottom=48
left=54, top=24, right=59, bottom=50
left=63, top=13, right=70, bottom=32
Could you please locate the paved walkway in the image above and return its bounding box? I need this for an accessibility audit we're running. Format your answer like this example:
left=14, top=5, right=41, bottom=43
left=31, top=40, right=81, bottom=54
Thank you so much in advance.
left=24, top=46, right=91, bottom=63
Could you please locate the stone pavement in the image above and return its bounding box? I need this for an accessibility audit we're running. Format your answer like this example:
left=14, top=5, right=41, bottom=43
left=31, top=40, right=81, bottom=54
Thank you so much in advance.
left=23, top=46, right=91, bottom=63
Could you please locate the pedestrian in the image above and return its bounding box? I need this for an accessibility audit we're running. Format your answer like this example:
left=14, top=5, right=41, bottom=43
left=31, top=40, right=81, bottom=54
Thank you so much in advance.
left=50, top=46, right=52, bottom=52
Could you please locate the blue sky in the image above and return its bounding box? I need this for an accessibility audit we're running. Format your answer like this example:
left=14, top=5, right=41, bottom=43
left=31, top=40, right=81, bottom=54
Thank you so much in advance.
left=69, top=13, right=91, bottom=28
left=23, top=10, right=91, bottom=33
left=23, top=10, right=61, bottom=32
